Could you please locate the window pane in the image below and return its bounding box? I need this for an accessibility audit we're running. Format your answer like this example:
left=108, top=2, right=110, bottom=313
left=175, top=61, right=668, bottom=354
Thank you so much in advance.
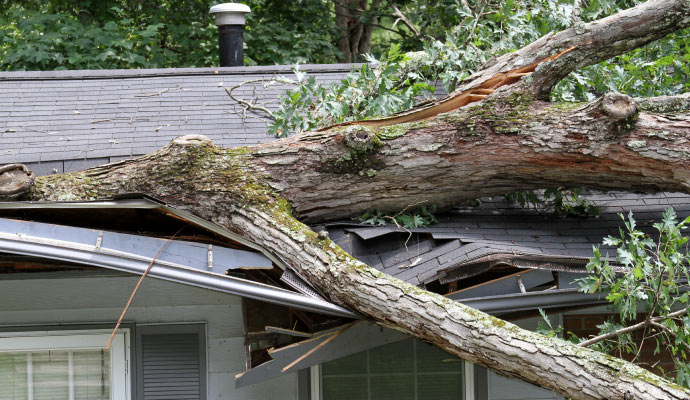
left=323, top=376, right=368, bottom=400
left=322, top=339, right=464, bottom=400
left=322, top=351, right=367, bottom=376
left=415, top=341, right=463, bottom=373
left=370, top=374, right=415, bottom=400
left=0, top=353, right=28, bottom=399
left=369, top=340, right=413, bottom=374
left=0, top=349, right=111, bottom=400
left=417, top=374, right=463, bottom=400
left=32, top=351, right=69, bottom=400
left=73, top=350, right=110, bottom=400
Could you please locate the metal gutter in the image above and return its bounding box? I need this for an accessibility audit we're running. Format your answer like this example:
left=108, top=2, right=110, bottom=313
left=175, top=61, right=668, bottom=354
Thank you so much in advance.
left=456, top=289, right=608, bottom=314
left=0, top=198, right=290, bottom=272
left=0, top=198, right=330, bottom=300
left=0, top=220, right=357, bottom=319
left=0, top=198, right=159, bottom=210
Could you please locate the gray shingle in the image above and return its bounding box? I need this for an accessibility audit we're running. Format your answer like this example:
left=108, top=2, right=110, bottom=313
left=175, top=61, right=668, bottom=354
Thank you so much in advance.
left=64, top=157, right=109, bottom=172
left=324, top=192, right=690, bottom=285
left=1, top=65, right=359, bottom=171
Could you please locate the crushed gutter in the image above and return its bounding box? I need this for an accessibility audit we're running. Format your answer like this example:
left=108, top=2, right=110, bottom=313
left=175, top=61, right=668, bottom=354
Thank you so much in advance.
left=0, top=199, right=357, bottom=319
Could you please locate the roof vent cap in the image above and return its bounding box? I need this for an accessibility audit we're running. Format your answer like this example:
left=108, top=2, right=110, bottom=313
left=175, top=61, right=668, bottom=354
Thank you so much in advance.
left=209, top=3, right=251, bottom=26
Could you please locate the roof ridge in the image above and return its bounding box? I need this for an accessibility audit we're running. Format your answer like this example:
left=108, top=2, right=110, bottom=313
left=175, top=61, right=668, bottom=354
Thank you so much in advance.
left=0, top=63, right=363, bottom=82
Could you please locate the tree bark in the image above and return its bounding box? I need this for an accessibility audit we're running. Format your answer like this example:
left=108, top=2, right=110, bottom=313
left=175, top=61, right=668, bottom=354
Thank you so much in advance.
left=3, top=1, right=690, bottom=399
left=333, top=0, right=380, bottom=63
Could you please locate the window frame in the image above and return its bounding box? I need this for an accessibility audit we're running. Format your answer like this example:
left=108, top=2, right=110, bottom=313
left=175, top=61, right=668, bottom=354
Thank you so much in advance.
left=313, top=338, right=477, bottom=400
left=0, top=328, right=131, bottom=400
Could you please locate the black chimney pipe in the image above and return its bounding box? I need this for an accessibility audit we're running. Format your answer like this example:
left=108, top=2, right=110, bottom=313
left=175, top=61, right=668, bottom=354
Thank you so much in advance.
left=210, top=3, right=251, bottom=67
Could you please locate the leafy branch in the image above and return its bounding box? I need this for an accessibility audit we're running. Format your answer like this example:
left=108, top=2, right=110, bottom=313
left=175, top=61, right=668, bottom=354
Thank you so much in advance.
left=356, top=205, right=438, bottom=229
left=540, top=208, right=690, bottom=387
left=504, top=188, right=600, bottom=217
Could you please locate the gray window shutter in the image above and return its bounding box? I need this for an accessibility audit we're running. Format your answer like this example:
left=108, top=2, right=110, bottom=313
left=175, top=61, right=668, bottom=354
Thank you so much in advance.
left=137, top=325, right=206, bottom=400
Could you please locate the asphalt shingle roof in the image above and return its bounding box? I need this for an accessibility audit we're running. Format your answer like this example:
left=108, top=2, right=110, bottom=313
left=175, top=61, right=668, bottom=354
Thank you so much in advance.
left=0, top=64, right=356, bottom=175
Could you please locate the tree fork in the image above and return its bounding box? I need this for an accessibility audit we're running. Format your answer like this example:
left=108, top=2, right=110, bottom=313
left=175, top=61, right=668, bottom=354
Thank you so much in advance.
left=3, top=121, right=690, bottom=398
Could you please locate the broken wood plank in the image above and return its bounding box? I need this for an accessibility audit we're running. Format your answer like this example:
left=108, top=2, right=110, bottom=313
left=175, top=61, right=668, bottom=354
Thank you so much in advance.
left=281, top=322, right=357, bottom=372
left=235, top=322, right=408, bottom=388
left=265, top=326, right=313, bottom=338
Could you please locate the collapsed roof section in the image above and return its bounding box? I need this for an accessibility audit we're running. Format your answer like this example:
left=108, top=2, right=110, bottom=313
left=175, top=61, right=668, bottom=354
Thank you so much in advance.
left=321, top=192, right=690, bottom=312
left=1, top=191, right=688, bottom=387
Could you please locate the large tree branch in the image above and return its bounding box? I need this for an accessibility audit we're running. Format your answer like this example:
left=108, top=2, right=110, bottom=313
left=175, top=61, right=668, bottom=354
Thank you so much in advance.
left=252, top=91, right=690, bottom=221
left=518, top=0, right=689, bottom=97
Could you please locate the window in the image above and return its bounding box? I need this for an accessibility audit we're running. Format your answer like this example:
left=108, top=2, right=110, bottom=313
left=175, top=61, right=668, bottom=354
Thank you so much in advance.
left=320, top=339, right=464, bottom=400
left=0, top=329, right=130, bottom=400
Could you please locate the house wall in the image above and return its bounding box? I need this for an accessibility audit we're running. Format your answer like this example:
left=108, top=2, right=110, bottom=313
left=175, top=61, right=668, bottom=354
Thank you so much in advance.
left=0, top=273, right=298, bottom=400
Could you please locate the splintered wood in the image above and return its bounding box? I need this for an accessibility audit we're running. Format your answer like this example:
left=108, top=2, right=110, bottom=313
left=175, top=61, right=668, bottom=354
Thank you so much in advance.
left=324, top=46, right=576, bottom=129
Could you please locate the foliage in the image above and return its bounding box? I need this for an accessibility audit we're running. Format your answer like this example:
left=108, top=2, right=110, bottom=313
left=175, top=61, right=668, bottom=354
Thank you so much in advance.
left=0, top=1, right=215, bottom=70
left=269, top=46, right=435, bottom=137
left=265, top=0, right=689, bottom=138
left=356, top=205, right=438, bottom=229
left=0, top=0, right=342, bottom=70
left=541, top=208, right=690, bottom=386
left=536, top=308, right=564, bottom=338
left=243, top=0, right=341, bottom=65
left=504, top=188, right=600, bottom=217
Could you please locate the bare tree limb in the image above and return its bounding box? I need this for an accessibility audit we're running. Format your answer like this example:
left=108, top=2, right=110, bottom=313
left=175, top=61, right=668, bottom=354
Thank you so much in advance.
left=391, top=5, right=420, bottom=37
left=579, top=308, right=688, bottom=347
left=224, top=80, right=282, bottom=121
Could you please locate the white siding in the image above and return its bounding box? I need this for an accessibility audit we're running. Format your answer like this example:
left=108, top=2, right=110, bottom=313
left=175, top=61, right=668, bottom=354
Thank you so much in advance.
left=0, top=274, right=298, bottom=400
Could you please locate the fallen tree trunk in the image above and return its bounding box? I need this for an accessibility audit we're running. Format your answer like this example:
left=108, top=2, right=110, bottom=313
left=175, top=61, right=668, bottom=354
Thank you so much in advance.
left=16, top=129, right=690, bottom=399
left=3, top=1, right=690, bottom=399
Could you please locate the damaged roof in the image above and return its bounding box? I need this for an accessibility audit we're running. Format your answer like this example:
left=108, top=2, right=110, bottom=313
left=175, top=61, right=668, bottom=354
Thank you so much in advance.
left=323, top=191, right=690, bottom=287
left=3, top=64, right=690, bottom=314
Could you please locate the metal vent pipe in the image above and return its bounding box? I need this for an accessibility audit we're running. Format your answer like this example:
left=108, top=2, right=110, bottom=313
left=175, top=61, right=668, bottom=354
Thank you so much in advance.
left=209, top=3, right=251, bottom=67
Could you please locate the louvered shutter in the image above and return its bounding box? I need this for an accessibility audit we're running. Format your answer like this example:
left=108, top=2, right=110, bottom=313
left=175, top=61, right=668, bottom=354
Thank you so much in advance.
left=140, top=333, right=202, bottom=400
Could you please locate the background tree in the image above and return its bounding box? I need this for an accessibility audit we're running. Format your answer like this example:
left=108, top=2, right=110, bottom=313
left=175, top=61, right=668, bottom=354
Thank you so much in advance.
left=0, top=0, right=342, bottom=69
